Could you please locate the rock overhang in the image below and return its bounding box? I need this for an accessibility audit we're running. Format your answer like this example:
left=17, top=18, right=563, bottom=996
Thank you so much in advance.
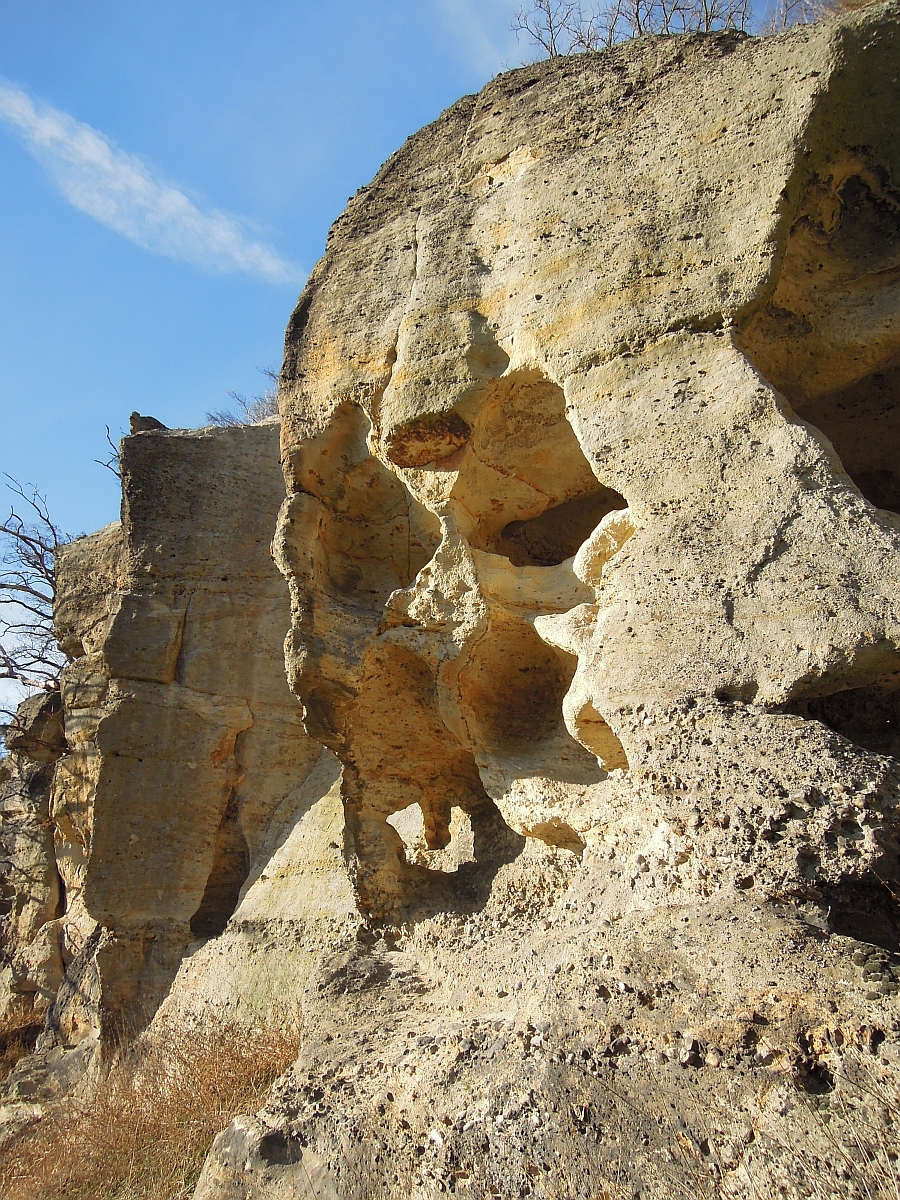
left=274, top=8, right=900, bottom=922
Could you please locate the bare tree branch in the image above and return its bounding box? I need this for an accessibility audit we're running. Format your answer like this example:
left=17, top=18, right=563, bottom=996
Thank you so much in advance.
left=94, top=425, right=122, bottom=479
left=0, top=477, right=77, bottom=722
left=761, top=0, right=840, bottom=33
left=206, top=366, right=280, bottom=427
left=511, top=0, right=833, bottom=52
left=513, top=1, right=587, bottom=55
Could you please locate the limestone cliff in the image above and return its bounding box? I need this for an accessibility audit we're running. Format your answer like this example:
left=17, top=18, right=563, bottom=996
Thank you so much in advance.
left=3, top=8, right=900, bottom=1199
left=0, top=694, right=67, bottom=1020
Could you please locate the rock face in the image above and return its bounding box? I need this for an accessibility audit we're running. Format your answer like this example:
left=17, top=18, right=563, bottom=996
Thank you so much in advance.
left=5, top=8, right=900, bottom=1199
left=3, top=421, right=343, bottom=1066
left=262, top=9, right=900, bottom=1196
left=0, top=694, right=67, bottom=1018
left=276, top=10, right=900, bottom=926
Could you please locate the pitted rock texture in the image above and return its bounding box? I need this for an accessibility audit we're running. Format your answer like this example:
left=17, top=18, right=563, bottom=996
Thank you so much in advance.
left=176, top=11, right=900, bottom=1198
left=276, top=10, right=900, bottom=923
left=196, top=884, right=900, bottom=1200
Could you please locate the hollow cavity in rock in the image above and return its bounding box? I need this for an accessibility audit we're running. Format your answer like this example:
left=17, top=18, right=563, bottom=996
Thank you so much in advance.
left=784, top=680, right=900, bottom=759
left=438, top=369, right=627, bottom=563
left=740, top=155, right=900, bottom=515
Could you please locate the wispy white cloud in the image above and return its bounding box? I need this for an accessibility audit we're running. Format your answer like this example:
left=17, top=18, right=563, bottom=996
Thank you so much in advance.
left=434, top=0, right=521, bottom=79
left=0, top=81, right=301, bottom=284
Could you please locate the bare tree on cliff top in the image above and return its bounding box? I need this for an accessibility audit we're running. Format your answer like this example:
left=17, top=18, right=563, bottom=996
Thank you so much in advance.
left=0, top=478, right=74, bottom=722
left=512, top=0, right=869, bottom=51
left=513, top=0, right=754, bottom=52
left=206, top=366, right=279, bottom=427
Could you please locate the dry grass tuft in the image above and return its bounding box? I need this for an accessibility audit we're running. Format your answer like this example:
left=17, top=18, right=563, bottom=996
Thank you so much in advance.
left=0, top=1019, right=300, bottom=1200
left=675, top=1051, right=900, bottom=1199
left=763, top=1056, right=900, bottom=1200
left=0, top=1007, right=44, bottom=1083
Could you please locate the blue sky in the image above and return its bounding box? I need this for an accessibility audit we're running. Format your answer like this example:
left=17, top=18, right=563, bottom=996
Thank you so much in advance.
left=0, top=0, right=524, bottom=538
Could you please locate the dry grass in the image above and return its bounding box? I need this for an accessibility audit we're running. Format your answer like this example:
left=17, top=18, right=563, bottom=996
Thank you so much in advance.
left=591, top=1051, right=900, bottom=1200
left=760, top=1056, right=900, bottom=1200
left=683, top=1052, right=900, bottom=1200
left=0, top=1006, right=44, bottom=1083
left=3, top=1017, right=897, bottom=1199
left=0, top=1019, right=301, bottom=1200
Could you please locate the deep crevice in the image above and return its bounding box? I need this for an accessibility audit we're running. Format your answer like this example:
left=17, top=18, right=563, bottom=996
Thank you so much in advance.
left=791, top=365, right=900, bottom=514
left=782, top=680, right=900, bottom=759
left=444, top=368, right=627, bottom=563
left=458, top=613, right=606, bottom=785
left=738, top=154, right=900, bottom=516
left=461, top=617, right=576, bottom=752
left=190, top=795, right=250, bottom=938
left=494, top=486, right=627, bottom=567
left=825, top=875, right=900, bottom=953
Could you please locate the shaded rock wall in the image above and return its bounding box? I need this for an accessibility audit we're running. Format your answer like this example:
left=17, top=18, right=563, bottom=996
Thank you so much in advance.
left=0, top=694, right=66, bottom=1019
left=6, top=422, right=337, bottom=1057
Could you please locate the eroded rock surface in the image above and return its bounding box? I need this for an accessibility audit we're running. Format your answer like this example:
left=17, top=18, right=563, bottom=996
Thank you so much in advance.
left=235, top=9, right=900, bottom=1197
left=4, top=9, right=900, bottom=1200
left=276, top=11, right=900, bottom=926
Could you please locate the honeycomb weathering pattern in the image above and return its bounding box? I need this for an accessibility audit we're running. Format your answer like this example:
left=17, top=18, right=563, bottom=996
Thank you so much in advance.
left=277, top=11, right=900, bottom=919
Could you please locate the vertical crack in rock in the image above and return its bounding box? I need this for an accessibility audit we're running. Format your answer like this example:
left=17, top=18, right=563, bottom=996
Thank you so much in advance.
left=0, top=694, right=67, bottom=1028
left=189, top=787, right=252, bottom=939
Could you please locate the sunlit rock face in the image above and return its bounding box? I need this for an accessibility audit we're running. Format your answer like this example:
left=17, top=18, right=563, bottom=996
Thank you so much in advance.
left=276, top=14, right=900, bottom=926
left=188, top=17, right=900, bottom=1198
left=44, top=422, right=331, bottom=1043
left=7, top=10, right=900, bottom=1198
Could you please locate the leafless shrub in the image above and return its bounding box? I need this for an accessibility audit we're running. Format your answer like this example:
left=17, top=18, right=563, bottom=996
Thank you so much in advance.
left=746, top=1051, right=900, bottom=1200
left=513, top=0, right=755, bottom=53
left=513, top=0, right=594, bottom=53
left=94, top=425, right=122, bottom=479
left=511, top=0, right=872, bottom=52
left=0, top=1018, right=302, bottom=1200
left=0, top=478, right=75, bottom=723
left=206, top=366, right=280, bottom=427
left=764, top=0, right=883, bottom=31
